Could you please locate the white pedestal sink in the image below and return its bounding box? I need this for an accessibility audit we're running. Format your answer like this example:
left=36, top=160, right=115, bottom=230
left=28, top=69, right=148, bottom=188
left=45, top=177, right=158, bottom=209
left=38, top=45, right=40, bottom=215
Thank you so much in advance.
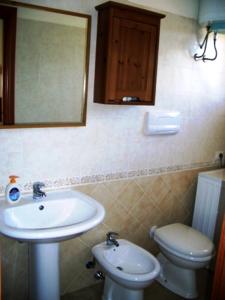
left=0, top=189, right=105, bottom=300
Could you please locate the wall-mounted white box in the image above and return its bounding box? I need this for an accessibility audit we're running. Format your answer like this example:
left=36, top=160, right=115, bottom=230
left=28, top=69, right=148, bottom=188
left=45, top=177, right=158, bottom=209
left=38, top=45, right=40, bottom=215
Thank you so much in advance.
left=144, top=110, right=181, bottom=135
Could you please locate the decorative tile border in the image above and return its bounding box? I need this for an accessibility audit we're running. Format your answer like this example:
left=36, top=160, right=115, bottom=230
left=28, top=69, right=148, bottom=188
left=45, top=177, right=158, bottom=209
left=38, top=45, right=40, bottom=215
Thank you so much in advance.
left=0, top=161, right=219, bottom=196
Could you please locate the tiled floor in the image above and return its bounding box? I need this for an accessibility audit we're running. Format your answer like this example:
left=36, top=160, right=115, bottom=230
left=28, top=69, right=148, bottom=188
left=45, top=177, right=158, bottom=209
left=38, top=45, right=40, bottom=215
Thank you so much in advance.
left=62, top=270, right=212, bottom=300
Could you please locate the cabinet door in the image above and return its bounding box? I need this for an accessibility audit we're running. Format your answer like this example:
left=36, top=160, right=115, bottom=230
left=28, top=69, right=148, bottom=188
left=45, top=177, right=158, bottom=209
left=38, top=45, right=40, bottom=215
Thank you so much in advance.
left=211, top=214, right=225, bottom=300
left=107, top=17, right=158, bottom=103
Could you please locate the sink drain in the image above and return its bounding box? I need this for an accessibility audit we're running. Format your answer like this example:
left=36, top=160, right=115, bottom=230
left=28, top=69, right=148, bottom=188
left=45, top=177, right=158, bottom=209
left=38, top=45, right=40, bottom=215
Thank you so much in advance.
left=116, top=266, right=123, bottom=271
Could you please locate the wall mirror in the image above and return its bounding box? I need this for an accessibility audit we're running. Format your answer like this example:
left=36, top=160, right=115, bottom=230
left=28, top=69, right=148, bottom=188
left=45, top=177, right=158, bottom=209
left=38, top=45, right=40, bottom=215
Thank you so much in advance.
left=0, top=1, right=90, bottom=128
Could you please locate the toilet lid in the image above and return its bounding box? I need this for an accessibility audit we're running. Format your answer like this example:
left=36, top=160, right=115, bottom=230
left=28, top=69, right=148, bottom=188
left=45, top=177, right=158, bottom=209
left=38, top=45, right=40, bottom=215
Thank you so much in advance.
left=154, top=223, right=214, bottom=258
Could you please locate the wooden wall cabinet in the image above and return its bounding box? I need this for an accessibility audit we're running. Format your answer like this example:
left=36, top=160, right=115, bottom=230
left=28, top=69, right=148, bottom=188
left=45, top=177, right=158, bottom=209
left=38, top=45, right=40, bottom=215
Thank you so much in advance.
left=94, top=1, right=165, bottom=105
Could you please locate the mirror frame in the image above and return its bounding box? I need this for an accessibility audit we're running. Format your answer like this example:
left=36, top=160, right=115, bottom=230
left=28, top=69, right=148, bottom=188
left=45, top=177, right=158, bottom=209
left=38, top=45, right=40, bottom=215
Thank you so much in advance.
left=0, top=0, right=91, bottom=128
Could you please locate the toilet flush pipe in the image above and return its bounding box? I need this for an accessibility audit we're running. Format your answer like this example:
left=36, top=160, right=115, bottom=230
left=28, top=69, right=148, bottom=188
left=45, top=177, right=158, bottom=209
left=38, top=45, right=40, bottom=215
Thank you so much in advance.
left=149, top=226, right=158, bottom=239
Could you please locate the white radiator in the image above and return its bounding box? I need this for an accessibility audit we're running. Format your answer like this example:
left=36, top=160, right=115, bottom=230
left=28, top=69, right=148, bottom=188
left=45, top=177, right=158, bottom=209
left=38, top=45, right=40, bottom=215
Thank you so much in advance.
left=192, top=169, right=225, bottom=241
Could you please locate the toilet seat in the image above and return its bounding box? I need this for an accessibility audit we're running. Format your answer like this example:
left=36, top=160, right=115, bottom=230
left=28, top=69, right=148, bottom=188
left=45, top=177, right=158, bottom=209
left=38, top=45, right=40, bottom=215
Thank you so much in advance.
left=154, top=223, right=214, bottom=261
left=151, top=223, right=214, bottom=298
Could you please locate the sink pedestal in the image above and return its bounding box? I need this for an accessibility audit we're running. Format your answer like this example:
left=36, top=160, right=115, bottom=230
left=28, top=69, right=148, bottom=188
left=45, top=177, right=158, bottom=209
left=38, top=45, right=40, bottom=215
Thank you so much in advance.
left=29, top=243, right=60, bottom=300
left=0, top=189, right=105, bottom=300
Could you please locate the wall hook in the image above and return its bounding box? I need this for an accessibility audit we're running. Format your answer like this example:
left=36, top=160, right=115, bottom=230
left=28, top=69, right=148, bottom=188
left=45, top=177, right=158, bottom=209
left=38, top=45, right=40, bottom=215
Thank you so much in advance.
left=203, top=32, right=218, bottom=62
left=194, top=26, right=218, bottom=62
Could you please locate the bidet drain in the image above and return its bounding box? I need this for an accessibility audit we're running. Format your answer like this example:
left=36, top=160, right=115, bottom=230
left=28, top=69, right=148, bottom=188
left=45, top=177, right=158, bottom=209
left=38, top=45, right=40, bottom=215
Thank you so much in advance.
left=116, top=266, right=123, bottom=271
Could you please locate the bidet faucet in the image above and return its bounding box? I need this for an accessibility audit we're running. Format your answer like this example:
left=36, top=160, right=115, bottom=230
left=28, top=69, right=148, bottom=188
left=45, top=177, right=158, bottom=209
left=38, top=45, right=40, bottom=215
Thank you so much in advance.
left=106, top=232, right=119, bottom=247
left=33, top=182, right=46, bottom=200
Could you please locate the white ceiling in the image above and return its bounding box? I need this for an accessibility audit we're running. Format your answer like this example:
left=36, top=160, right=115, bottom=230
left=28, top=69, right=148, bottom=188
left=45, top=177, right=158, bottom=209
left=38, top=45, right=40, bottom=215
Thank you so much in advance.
left=128, top=0, right=199, bottom=19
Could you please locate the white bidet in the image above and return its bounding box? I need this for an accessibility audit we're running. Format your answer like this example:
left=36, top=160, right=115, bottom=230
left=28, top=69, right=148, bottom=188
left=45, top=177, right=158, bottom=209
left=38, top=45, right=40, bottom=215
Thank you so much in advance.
left=92, top=239, right=160, bottom=300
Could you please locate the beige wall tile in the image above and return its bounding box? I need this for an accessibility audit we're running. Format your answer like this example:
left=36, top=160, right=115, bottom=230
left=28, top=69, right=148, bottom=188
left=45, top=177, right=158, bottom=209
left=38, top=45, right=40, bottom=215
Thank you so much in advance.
left=117, top=180, right=145, bottom=213
left=0, top=168, right=206, bottom=298
left=104, top=180, right=130, bottom=198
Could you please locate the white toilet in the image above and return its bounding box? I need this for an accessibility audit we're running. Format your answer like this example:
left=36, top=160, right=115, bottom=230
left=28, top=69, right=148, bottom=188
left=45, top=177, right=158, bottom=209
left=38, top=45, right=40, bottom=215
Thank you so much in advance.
left=150, top=223, right=214, bottom=299
left=92, top=239, right=160, bottom=300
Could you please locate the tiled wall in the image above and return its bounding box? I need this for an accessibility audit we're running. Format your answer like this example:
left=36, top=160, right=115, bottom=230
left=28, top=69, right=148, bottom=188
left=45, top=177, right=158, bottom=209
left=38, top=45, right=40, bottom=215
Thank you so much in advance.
left=0, top=1, right=225, bottom=189
left=2, top=167, right=205, bottom=299
left=0, top=0, right=225, bottom=299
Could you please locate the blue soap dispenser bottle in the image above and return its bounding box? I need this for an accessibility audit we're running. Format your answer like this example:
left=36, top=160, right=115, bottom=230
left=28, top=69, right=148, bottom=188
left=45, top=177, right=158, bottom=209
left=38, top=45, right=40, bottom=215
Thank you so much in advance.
left=5, top=175, right=22, bottom=203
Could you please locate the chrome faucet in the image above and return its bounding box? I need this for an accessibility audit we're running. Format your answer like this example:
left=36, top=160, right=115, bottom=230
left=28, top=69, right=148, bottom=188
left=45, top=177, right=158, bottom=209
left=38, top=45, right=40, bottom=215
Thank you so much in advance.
left=33, top=182, right=46, bottom=200
left=106, top=232, right=119, bottom=247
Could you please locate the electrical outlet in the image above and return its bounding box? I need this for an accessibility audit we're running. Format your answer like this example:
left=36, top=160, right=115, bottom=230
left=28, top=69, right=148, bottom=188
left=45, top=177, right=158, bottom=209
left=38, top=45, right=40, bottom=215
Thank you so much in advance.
left=214, top=151, right=224, bottom=161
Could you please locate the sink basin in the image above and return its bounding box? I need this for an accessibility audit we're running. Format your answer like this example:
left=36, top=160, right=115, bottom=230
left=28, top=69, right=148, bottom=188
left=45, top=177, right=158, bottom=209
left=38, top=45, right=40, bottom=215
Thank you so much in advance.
left=0, top=189, right=105, bottom=242
left=0, top=188, right=105, bottom=300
